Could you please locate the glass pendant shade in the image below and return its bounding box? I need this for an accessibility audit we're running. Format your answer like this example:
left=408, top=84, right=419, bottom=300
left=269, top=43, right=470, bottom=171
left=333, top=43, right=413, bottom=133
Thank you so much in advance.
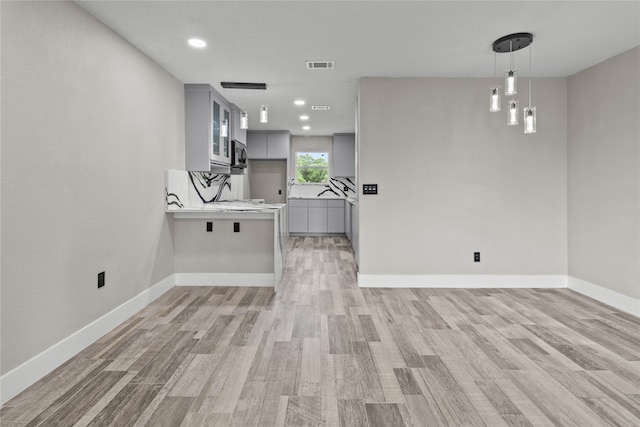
left=524, top=107, right=536, bottom=133
left=508, top=99, right=519, bottom=125
left=505, top=69, right=517, bottom=95
left=490, top=87, right=501, bottom=112
left=221, top=119, right=228, bottom=138
left=259, top=105, right=268, bottom=123
left=240, top=111, right=249, bottom=129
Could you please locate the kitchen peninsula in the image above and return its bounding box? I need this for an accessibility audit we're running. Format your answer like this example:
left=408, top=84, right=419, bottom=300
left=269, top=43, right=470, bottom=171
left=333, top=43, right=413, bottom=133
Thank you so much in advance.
left=166, top=170, right=286, bottom=291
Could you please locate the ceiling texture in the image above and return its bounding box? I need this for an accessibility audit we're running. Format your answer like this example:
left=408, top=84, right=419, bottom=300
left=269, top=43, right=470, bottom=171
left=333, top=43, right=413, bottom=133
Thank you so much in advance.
left=77, top=1, right=640, bottom=136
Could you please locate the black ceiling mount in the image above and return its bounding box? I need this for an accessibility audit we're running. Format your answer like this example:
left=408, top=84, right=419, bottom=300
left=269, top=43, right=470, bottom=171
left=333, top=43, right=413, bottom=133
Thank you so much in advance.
left=492, top=32, right=533, bottom=53
left=220, top=82, right=267, bottom=90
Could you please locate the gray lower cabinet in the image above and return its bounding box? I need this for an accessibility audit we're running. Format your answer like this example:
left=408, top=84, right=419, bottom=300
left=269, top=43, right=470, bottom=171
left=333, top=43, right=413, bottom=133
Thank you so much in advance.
left=288, top=198, right=346, bottom=234
left=328, top=200, right=345, bottom=233
left=352, top=201, right=359, bottom=265
left=345, top=200, right=352, bottom=241
left=288, top=199, right=308, bottom=233
left=307, top=206, right=328, bottom=233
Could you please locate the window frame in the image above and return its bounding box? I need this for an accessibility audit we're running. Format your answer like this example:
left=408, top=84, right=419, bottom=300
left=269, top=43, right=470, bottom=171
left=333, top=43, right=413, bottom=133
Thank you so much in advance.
left=294, top=150, right=331, bottom=184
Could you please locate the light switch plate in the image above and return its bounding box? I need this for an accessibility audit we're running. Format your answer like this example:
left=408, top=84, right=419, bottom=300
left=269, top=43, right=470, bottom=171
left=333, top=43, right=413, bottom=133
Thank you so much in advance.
left=363, top=184, right=378, bottom=195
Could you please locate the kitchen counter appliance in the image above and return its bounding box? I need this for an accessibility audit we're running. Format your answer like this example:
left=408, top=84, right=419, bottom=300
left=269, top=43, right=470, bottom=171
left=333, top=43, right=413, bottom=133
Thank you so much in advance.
left=230, top=139, right=247, bottom=174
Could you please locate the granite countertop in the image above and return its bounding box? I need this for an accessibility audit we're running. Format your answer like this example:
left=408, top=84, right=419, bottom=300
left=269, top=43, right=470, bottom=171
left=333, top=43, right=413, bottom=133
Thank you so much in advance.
left=167, top=201, right=285, bottom=214
left=288, top=196, right=358, bottom=203
left=288, top=195, right=344, bottom=200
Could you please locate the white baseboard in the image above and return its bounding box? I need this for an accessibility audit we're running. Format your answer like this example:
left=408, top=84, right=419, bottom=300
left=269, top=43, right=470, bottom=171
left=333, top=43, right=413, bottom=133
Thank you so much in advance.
left=568, top=276, right=640, bottom=317
left=174, top=272, right=275, bottom=287
left=0, top=275, right=175, bottom=406
left=357, top=274, right=568, bottom=288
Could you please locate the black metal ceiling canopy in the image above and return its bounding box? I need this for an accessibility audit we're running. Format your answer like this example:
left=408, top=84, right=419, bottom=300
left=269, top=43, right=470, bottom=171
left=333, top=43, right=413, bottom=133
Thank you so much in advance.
left=492, top=33, right=533, bottom=53
left=220, top=82, right=267, bottom=90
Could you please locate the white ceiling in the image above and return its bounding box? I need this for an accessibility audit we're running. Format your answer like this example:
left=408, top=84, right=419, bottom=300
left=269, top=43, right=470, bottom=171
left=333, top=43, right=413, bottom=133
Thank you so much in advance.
left=77, top=1, right=639, bottom=136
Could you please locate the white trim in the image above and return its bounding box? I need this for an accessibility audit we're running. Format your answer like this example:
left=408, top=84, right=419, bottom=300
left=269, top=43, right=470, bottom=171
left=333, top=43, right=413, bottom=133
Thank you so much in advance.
left=174, top=272, right=275, bottom=287
left=568, top=276, right=640, bottom=317
left=357, top=274, right=568, bottom=288
left=0, top=275, right=175, bottom=406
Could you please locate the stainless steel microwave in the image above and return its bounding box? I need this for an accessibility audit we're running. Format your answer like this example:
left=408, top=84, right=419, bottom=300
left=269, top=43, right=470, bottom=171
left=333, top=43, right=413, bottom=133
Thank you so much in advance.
left=230, top=140, right=247, bottom=174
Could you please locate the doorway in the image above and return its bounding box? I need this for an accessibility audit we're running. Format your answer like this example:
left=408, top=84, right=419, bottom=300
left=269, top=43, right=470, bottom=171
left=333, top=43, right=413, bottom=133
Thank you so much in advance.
left=248, top=159, right=287, bottom=204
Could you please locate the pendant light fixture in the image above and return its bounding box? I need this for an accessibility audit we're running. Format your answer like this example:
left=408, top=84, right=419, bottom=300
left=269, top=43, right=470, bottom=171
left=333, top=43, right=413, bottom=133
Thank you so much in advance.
left=219, top=81, right=268, bottom=129
left=505, top=42, right=517, bottom=96
left=240, top=89, right=249, bottom=130
left=259, top=105, right=268, bottom=123
left=508, top=99, right=519, bottom=126
left=524, top=43, right=537, bottom=133
left=491, top=32, right=535, bottom=134
left=259, top=87, right=268, bottom=123
left=240, top=111, right=249, bottom=129
left=490, top=87, right=501, bottom=112
left=489, top=52, right=501, bottom=112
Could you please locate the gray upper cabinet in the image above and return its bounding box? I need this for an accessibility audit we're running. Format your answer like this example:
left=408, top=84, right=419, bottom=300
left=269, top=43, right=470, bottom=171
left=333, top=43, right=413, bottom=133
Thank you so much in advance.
left=332, top=133, right=356, bottom=177
left=185, top=84, right=231, bottom=171
left=266, top=132, right=290, bottom=159
left=246, top=132, right=268, bottom=159
left=247, top=131, right=291, bottom=160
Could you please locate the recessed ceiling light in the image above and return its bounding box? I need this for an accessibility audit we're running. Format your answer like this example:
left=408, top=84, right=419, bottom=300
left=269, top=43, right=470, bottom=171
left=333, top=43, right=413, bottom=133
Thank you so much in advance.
left=302, top=125, right=310, bottom=130
left=188, top=38, right=206, bottom=48
left=299, top=115, right=309, bottom=121
left=294, top=100, right=305, bottom=106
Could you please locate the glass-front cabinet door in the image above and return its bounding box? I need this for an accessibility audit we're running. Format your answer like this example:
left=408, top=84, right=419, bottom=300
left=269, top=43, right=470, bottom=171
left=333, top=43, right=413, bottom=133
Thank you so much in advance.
left=212, top=97, right=220, bottom=159
left=184, top=84, right=232, bottom=171
left=209, top=93, right=231, bottom=165
left=223, top=108, right=230, bottom=159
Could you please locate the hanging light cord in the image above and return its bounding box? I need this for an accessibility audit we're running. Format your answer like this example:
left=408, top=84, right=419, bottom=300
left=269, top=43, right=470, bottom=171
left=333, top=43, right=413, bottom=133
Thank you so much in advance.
left=510, top=40, right=514, bottom=71
left=494, top=51, right=497, bottom=78
left=528, top=44, right=532, bottom=108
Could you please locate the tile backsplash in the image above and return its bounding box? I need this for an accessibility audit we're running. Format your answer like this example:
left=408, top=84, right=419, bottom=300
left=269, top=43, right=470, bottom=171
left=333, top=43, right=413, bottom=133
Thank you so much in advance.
left=288, top=177, right=356, bottom=199
left=166, top=169, right=244, bottom=209
left=167, top=170, right=356, bottom=209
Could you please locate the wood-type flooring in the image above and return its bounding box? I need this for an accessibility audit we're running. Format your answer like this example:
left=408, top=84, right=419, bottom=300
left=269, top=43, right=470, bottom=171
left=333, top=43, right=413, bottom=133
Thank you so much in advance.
left=2, top=236, right=640, bottom=426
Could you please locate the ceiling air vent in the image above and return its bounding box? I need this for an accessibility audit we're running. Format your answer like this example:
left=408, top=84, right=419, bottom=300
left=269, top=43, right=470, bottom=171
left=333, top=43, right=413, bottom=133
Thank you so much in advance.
left=306, top=60, right=335, bottom=70
left=220, top=82, right=266, bottom=90
left=311, top=105, right=331, bottom=111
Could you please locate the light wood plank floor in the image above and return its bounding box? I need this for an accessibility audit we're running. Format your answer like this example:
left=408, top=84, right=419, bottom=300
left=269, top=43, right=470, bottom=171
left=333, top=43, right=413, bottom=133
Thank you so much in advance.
left=2, top=236, right=639, bottom=426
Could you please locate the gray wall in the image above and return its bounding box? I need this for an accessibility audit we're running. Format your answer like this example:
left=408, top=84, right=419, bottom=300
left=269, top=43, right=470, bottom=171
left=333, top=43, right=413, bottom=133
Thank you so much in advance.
left=568, top=47, right=640, bottom=300
left=1, top=1, right=184, bottom=374
left=174, top=219, right=274, bottom=273
left=357, top=77, right=568, bottom=276
left=248, top=160, right=287, bottom=204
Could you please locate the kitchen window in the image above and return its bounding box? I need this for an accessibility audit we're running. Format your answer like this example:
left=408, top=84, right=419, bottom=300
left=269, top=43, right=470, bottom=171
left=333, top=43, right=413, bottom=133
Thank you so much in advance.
left=296, top=151, right=329, bottom=183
